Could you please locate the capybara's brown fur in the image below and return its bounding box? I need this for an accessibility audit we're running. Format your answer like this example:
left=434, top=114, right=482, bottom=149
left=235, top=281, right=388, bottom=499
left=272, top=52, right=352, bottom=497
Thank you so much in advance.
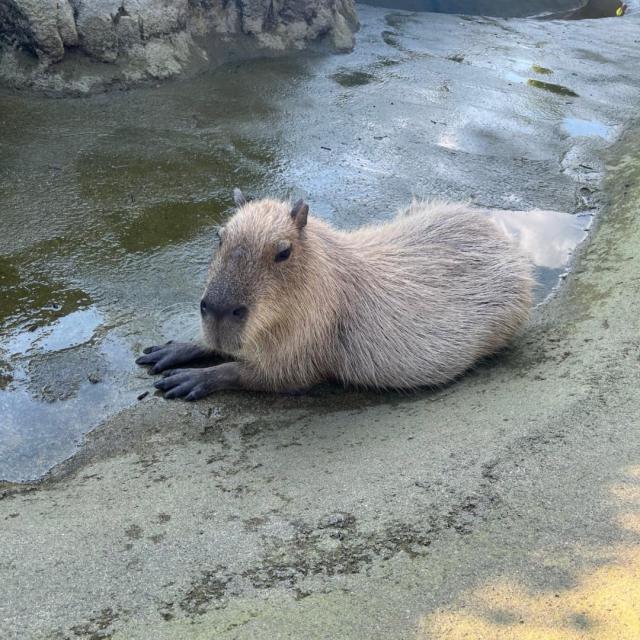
left=140, top=193, right=533, bottom=400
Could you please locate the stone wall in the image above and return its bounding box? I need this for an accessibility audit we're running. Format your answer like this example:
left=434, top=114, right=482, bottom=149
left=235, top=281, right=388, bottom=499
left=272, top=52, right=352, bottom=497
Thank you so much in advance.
left=0, top=0, right=358, bottom=92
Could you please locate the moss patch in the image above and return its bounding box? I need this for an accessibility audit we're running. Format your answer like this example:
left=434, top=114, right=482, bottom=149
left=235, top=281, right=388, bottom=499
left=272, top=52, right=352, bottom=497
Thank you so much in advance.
left=527, top=79, right=578, bottom=97
left=331, top=70, right=377, bottom=87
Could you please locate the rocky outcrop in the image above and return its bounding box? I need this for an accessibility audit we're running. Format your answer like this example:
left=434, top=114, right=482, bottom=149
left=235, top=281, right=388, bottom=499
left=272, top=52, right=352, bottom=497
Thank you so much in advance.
left=0, top=0, right=359, bottom=93
left=0, top=1, right=78, bottom=61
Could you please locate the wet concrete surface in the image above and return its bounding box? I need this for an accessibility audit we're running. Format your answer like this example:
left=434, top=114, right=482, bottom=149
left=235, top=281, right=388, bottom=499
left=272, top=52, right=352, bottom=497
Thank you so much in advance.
left=1, top=4, right=640, bottom=638
left=1, top=3, right=634, bottom=482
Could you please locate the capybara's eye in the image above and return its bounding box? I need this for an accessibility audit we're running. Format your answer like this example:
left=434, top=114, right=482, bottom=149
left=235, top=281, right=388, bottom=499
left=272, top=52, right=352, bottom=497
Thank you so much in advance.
left=275, top=247, right=291, bottom=262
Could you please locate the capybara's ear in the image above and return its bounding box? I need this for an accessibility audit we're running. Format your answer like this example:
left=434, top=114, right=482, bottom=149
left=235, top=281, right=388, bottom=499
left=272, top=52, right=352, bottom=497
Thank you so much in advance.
left=291, top=199, right=309, bottom=230
left=233, top=188, right=247, bottom=208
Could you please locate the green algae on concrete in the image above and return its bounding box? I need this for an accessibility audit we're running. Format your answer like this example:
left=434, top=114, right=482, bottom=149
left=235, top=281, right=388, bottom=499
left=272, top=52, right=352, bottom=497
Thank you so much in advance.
left=527, top=78, right=579, bottom=96
left=531, top=64, right=553, bottom=74
left=382, top=30, right=401, bottom=47
left=331, top=69, right=377, bottom=87
left=0, top=268, right=92, bottom=335
left=375, top=56, right=402, bottom=68
left=113, top=200, right=226, bottom=254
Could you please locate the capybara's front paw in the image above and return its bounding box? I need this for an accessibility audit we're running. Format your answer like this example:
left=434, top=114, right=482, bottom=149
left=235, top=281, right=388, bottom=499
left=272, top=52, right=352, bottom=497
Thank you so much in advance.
left=135, top=341, right=212, bottom=374
left=154, top=363, right=241, bottom=400
left=153, top=369, right=207, bottom=401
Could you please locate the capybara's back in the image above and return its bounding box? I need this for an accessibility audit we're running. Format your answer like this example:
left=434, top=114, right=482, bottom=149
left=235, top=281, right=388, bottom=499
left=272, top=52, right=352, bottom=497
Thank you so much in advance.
left=330, top=201, right=533, bottom=389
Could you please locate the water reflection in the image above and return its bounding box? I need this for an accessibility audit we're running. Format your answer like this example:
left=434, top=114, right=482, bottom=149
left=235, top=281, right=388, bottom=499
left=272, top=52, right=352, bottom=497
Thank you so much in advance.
left=0, top=332, right=141, bottom=481
left=4, top=306, right=102, bottom=356
left=563, top=117, right=615, bottom=140
left=490, top=208, right=592, bottom=302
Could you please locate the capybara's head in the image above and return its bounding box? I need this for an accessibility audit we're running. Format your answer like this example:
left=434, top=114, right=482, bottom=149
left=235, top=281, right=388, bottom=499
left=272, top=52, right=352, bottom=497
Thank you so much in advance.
left=201, top=189, right=309, bottom=355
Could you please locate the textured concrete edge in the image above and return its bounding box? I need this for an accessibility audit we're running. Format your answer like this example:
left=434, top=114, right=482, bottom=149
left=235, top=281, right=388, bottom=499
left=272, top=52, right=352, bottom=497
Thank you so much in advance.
left=534, top=121, right=639, bottom=324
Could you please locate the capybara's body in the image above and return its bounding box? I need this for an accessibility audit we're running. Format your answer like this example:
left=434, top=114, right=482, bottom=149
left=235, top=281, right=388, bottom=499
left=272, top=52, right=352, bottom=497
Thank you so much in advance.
left=319, top=201, right=533, bottom=389
left=229, top=199, right=533, bottom=390
left=139, top=195, right=534, bottom=400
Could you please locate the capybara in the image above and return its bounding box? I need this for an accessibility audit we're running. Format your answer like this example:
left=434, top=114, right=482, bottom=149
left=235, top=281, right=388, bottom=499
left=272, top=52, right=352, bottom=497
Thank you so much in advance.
left=137, top=190, right=533, bottom=400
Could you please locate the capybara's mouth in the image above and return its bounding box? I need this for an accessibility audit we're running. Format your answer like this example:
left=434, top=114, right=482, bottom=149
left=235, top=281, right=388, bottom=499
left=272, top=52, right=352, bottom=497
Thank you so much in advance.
left=202, top=323, right=242, bottom=358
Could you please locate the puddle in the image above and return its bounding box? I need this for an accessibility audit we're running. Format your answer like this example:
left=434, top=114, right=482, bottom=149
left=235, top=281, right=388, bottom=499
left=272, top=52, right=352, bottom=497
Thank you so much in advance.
left=489, top=209, right=592, bottom=303
left=0, top=333, right=139, bottom=481
left=364, top=0, right=630, bottom=19
left=4, top=306, right=102, bottom=357
left=563, top=117, right=615, bottom=140
left=114, top=199, right=225, bottom=254
left=0, top=59, right=294, bottom=481
left=362, top=1, right=585, bottom=18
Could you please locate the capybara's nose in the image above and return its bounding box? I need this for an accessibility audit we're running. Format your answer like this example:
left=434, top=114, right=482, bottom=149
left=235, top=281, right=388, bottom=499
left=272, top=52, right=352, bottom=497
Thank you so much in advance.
left=200, top=299, right=221, bottom=318
left=201, top=299, right=247, bottom=322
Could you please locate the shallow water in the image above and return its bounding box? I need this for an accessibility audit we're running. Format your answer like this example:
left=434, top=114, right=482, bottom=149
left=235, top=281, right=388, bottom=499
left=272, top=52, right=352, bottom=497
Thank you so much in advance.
left=490, top=210, right=591, bottom=299
left=361, top=0, right=582, bottom=17
left=563, top=117, right=615, bottom=140
left=359, top=0, right=631, bottom=17
left=0, top=4, right=625, bottom=481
